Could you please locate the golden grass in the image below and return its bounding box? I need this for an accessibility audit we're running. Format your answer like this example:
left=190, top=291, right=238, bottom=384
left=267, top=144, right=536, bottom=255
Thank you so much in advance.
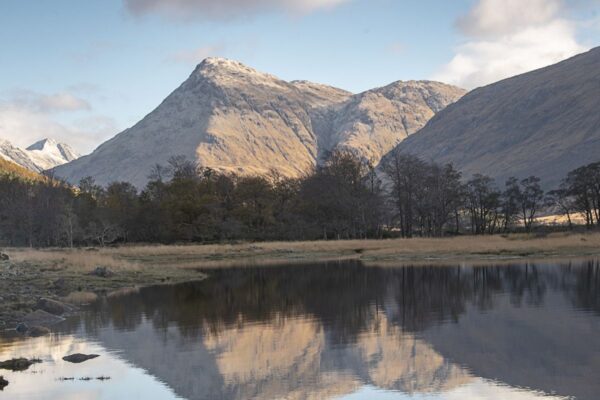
left=7, top=231, right=600, bottom=271
left=8, top=248, right=141, bottom=272
left=62, top=291, right=99, bottom=305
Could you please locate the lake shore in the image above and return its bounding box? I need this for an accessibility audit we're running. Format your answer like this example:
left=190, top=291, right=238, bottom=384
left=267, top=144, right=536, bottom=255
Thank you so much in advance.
left=2, top=231, right=600, bottom=330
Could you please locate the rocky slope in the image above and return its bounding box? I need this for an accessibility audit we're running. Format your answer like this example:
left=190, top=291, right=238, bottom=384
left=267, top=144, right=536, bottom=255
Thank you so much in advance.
left=0, top=138, right=80, bottom=173
left=54, top=58, right=464, bottom=187
left=390, top=47, right=600, bottom=189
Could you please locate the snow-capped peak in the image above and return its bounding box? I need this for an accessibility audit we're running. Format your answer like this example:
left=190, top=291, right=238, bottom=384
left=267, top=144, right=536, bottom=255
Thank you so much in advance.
left=27, top=138, right=59, bottom=151
left=26, top=138, right=80, bottom=163
left=0, top=137, right=80, bottom=173
left=193, top=57, right=285, bottom=89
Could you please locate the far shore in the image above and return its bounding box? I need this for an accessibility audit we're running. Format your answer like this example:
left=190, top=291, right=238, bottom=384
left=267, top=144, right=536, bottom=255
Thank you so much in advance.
left=2, top=231, right=600, bottom=331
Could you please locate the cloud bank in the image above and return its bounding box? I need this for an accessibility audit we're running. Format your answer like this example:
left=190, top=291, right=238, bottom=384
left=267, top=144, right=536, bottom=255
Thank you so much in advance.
left=434, top=0, right=588, bottom=89
left=124, top=0, right=349, bottom=20
left=0, top=90, right=116, bottom=153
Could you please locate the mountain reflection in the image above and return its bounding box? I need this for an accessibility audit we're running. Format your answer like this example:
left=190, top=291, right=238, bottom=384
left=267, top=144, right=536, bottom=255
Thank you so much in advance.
left=57, top=260, right=600, bottom=400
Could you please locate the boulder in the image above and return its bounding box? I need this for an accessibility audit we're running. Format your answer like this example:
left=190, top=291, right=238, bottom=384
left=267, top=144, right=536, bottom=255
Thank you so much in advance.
left=0, top=376, right=8, bottom=390
left=62, top=354, right=100, bottom=364
left=22, top=310, right=64, bottom=327
left=36, top=298, right=72, bottom=316
left=15, top=323, right=28, bottom=334
left=0, top=253, right=8, bottom=261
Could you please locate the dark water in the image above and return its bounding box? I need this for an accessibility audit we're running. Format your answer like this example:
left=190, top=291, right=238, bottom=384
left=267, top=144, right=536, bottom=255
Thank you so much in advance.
left=2, top=259, right=600, bottom=400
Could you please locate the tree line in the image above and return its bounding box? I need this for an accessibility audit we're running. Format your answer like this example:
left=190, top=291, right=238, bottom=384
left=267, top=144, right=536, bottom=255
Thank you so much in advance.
left=0, top=149, right=598, bottom=247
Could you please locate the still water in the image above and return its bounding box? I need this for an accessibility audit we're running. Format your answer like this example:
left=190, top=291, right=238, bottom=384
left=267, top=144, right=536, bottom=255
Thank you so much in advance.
left=1, top=259, right=600, bottom=400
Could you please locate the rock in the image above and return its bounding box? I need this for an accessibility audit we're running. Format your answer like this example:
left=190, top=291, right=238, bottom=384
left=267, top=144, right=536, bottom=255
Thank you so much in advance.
left=62, top=354, right=100, bottom=364
left=0, top=376, right=8, bottom=390
left=36, top=298, right=72, bottom=316
left=90, top=266, right=115, bottom=278
left=22, top=310, right=65, bottom=327
left=0, top=358, right=41, bottom=372
left=52, top=278, right=67, bottom=290
left=28, top=326, right=51, bottom=337
left=15, top=323, right=28, bottom=334
left=0, top=253, right=8, bottom=261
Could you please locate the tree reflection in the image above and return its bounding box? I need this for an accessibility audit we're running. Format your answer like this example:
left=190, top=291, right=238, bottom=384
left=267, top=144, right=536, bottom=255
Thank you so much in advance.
left=68, top=259, right=599, bottom=340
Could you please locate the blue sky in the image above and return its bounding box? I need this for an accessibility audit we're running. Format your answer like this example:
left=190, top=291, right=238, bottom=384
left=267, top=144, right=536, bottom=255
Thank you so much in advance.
left=0, top=0, right=598, bottom=153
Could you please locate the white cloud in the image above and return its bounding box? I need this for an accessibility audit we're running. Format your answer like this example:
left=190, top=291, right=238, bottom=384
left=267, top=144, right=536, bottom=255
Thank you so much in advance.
left=8, top=90, right=91, bottom=113
left=0, top=91, right=117, bottom=154
left=123, top=0, right=349, bottom=20
left=434, top=0, right=589, bottom=89
left=456, top=0, right=561, bottom=37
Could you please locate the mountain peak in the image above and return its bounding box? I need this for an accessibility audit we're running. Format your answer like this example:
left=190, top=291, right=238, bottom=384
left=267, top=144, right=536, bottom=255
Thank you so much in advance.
left=193, top=57, right=283, bottom=88
left=26, top=138, right=79, bottom=162
left=0, top=137, right=79, bottom=172
left=26, top=138, right=58, bottom=151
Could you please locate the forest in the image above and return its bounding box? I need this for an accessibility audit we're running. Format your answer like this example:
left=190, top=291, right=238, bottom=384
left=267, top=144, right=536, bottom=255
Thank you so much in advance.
left=0, top=149, right=599, bottom=248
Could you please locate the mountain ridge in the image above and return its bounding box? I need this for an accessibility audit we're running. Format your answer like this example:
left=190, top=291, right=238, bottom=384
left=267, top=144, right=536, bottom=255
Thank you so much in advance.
left=54, top=58, right=465, bottom=187
left=389, top=46, right=600, bottom=189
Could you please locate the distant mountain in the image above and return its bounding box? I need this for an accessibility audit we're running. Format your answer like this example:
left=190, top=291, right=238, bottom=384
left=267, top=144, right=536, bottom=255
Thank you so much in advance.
left=0, top=138, right=80, bottom=173
left=54, top=58, right=464, bottom=187
left=389, top=47, right=600, bottom=189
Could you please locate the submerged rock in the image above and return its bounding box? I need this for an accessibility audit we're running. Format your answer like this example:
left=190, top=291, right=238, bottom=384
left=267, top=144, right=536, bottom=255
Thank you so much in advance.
left=28, top=326, right=51, bottom=337
left=0, top=375, right=8, bottom=390
left=0, top=358, right=41, bottom=372
left=62, top=354, right=100, bottom=364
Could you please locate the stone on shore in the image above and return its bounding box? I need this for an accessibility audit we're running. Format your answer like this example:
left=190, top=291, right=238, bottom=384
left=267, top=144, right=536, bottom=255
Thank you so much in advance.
left=36, top=298, right=73, bottom=316
left=21, top=310, right=65, bottom=327
left=90, top=266, right=115, bottom=278
left=15, top=323, right=28, bottom=334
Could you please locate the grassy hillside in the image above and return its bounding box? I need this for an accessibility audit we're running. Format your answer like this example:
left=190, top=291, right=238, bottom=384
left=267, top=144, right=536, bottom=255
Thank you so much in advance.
left=0, top=157, right=45, bottom=181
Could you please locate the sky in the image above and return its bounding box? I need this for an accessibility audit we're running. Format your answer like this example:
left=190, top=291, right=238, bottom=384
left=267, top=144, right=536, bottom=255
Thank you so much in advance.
left=0, top=0, right=598, bottom=154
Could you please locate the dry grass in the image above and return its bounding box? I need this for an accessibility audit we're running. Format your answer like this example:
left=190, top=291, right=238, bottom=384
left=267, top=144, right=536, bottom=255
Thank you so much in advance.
left=7, top=232, right=600, bottom=271
left=8, top=248, right=141, bottom=272
left=55, top=231, right=600, bottom=267
left=62, top=291, right=99, bottom=305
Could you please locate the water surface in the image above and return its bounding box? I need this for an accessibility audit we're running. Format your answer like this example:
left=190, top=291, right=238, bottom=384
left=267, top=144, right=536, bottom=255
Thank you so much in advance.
left=1, top=259, right=600, bottom=399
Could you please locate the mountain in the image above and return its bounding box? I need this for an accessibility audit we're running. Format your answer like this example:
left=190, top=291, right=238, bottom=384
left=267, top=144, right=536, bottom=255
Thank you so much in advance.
left=389, top=47, right=600, bottom=189
left=54, top=58, right=464, bottom=187
left=315, top=80, right=466, bottom=166
left=0, top=138, right=80, bottom=173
